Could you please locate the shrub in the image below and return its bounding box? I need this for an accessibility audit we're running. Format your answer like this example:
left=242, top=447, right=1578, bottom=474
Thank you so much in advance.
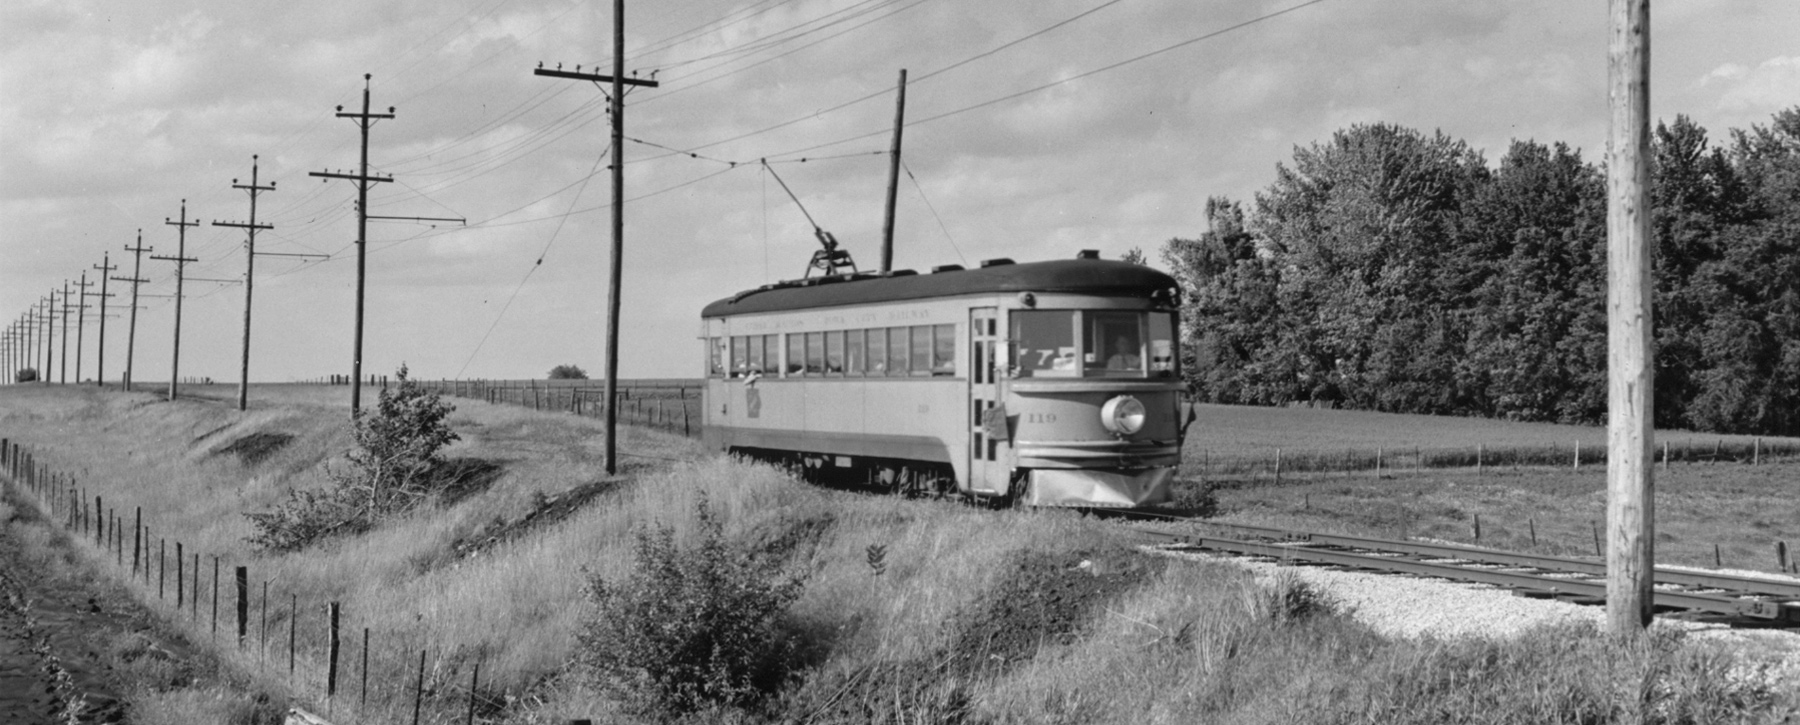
left=1246, top=570, right=1342, bottom=625
left=579, top=497, right=804, bottom=716
left=14, top=368, right=37, bottom=383
left=246, top=365, right=459, bottom=551
left=548, top=364, right=588, bottom=380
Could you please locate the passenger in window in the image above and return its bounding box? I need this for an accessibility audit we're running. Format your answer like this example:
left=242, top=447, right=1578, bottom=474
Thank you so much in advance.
left=1106, top=335, right=1141, bottom=370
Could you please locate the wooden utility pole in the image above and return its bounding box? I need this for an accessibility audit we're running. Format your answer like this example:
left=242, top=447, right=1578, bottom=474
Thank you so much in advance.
left=533, top=0, right=661, bottom=475
left=157, top=199, right=201, bottom=402
left=310, top=76, right=394, bottom=417
left=215, top=159, right=276, bottom=411
left=59, top=280, right=73, bottom=383
left=89, top=253, right=116, bottom=386
left=42, top=289, right=57, bottom=384
left=117, top=231, right=153, bottom=391
left=880, top=68, right=908, bottom=273
left=72, top=274, right=92, bottom=383
left=1606, top=0, right=1654, bottom=634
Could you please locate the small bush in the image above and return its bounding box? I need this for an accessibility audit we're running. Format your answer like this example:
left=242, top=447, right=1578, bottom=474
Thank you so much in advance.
left=548, top=364, right=588, bottom=380
left=579, top=497, right=804, bottom=716
left=1247, top=570, right=1341, bottom=625
left=245, top=364, right=459, bottom=551
left=14, top=367, right=37, bottom=383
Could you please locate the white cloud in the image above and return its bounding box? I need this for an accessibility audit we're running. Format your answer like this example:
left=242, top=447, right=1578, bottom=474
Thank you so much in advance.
left=1703, top=56, right=1800, bottom=113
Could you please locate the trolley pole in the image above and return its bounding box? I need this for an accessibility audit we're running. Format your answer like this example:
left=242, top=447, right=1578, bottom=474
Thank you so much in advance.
left=1605, top=0, right=1654, bottom=634
left=533, top=0, right=660, bottom=475
left=880, top=68, right=907, bottom=274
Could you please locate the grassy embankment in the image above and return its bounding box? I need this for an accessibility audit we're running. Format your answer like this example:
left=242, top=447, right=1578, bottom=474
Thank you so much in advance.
left=0, top=383, right=1795, bottom=724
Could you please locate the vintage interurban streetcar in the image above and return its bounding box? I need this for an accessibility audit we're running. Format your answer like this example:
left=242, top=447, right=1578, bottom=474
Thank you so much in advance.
left=698, top=252, right=1191, bottom=507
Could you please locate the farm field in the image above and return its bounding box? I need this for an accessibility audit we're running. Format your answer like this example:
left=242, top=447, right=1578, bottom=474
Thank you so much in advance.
left=0, top=382, right=1796, bottom=724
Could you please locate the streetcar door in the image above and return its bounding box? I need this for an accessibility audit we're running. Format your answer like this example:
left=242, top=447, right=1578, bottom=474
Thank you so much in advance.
left=968, top=307, right=1012, bottom=495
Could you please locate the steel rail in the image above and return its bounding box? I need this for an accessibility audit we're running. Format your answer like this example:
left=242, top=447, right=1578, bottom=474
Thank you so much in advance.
left=1134, top=527, right=1799, bottom=623
left=1169, top=519, right=1800, bottom=599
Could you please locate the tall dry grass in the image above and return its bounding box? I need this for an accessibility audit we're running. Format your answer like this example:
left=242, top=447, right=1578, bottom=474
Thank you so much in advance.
left=3, top=384, right=1796, bottom=724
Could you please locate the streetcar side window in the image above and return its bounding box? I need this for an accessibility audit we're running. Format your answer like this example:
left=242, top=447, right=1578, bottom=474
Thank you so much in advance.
left=846, top=329, right=866, bottom=376
left=729, top=336, right=747, bottom=378
left=825, top=331, right=845, bottom=375
left=932, top=324, right=955, bottom=376
left=908, top=325, right=932, bottom=376
left=761, top=335, right=778, bottom=375
left=786, top=334, right=805, bottom=375
left=886, top=327, right=910, bottom=375
left=712, top=337, right=728, bottom=377
left=868, top=328, right=888, bottom=375
left=805, top=332, right=825, bottom=375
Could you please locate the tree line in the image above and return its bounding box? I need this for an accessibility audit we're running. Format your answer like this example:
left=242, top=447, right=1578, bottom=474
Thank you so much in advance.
left=1163, top=108, right=1800, bottom=436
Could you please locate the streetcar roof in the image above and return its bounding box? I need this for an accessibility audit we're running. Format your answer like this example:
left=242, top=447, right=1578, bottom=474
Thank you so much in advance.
left=701, top=258, right=1177, bottom=318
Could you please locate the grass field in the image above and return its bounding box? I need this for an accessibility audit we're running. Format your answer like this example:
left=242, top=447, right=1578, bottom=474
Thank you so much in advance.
left=1, top=382, right=1796, bottom=724
left=1183, top=402, right=1800, bottom=477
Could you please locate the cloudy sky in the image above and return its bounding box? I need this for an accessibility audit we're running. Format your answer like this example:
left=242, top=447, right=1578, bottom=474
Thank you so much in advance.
left=3, top=0, right=1796, bottom=385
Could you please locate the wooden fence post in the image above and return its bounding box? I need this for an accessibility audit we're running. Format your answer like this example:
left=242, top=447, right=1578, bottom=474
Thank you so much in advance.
left=236, top=566, right=248, bottom=648
left=328, top=602, right=341, bottom=704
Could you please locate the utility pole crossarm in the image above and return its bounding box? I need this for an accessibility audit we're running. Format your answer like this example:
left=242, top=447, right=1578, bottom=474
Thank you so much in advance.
left=365, top=215, right=464, bottom=224
left=306, top=170, right=393, bottom=184
left=533, top=67, right=660, bottom=87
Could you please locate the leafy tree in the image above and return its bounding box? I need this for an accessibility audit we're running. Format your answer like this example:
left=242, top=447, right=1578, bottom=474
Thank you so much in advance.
left=548, top=364, right=588, bottom=380
left=1461, top=140, right=1608, bottom=423
left=1162, top=109, right=1800, bottom=436
left=246, top=365, right=460, bottom=550
left=1250, top=123, right=1489, bottom=413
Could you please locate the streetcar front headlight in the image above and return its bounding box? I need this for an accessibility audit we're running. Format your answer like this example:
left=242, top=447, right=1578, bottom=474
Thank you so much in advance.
left=1100, top=395, right=1145, bottom=435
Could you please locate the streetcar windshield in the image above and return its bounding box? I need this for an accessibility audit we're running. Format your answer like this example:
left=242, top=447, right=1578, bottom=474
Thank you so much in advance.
left=1011, top=310, right=1175, bottom=379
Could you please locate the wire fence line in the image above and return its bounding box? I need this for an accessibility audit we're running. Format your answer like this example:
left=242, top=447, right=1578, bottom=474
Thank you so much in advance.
left=0, top=437, right=505, bottom=725
left=413, top=378, right=704, bottom=438
left=1187, top=437, right=1798, bottom=484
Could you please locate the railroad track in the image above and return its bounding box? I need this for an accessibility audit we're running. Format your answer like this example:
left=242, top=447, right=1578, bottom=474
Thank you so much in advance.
left=1131, top=519, right=1800, bottom=628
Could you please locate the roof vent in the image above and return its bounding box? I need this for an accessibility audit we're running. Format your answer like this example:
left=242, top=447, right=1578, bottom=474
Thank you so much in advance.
left=931, top=264, right=965, bottom=273
left=979, top=257, right=1015, bottom=268
left=1076, top=249, right=1099, bottom=260
left=889, top=269, right=918, bottom=277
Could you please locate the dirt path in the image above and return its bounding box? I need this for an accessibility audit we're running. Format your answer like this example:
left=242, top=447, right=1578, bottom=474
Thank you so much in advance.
left=0, top=486, right=217, bottom=724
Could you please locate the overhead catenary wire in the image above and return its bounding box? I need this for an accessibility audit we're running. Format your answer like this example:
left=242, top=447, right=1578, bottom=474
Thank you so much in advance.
left=454, top=141, right=611, bottom=378
left=756, top=0, right=1333, bottom=162
left=634, top=0, right=1130, bottom=161
left=901, top=160, right=966, bottom=266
